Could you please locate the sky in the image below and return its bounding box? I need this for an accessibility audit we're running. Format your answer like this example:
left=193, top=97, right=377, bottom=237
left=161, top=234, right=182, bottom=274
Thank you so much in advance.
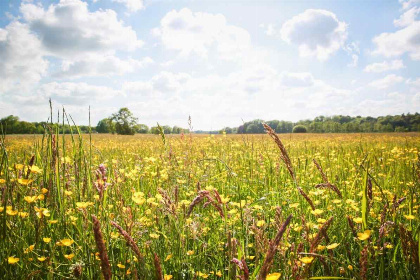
left=0, top=0, right=419, bottom=130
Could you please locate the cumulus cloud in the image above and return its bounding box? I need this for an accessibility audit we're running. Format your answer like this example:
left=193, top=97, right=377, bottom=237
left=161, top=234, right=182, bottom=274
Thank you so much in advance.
left=364, top=60, right=405, bottom=73
left=121, top=67, right=350, bottom=129
left=373, top=0, right=420, bottom=61
left=30, top=82, right=122, bottom=105
left=280, top=9, right=347, bottom=60
left=20, top=0, right=143, bottom=59
left=112, top=0, right=144, bottom=12
left=369, top=74, right=405, bottom=89
left=394, top=6, right=420, bottom=27
left=0, top=21, right=48, bottom=94
left=153, top=8, right=251, bottom=60
left=55, top=55, right=153, bottom=78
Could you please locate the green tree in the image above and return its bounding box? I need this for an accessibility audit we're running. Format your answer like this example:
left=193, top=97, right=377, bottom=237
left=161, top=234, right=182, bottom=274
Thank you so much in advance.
left=111, top=108, right=138, bottom=135
left=292, top=125, right=307, bottom=133
left=96, top=118, right=115, bottom=134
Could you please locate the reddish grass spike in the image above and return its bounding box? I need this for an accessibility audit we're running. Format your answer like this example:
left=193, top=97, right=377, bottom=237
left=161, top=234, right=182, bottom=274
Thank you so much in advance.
left=298, top=187, right=316, bottom=210
left=360, top=246, right=368, bottom=280
left=153, top=253, right=164, bottom=280
left=310, top=216, right=334, bottom=253
left=258, top=214, right=293, bottom=280
left=110, top=221, right=144, bottom=262
left=263, top=123, right=296, bottom=181
left=91, top=215, right=112, bottom=280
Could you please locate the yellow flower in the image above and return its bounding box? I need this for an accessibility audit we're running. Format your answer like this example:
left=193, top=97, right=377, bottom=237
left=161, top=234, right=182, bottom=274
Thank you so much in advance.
left=216, top=271, right=222, bottom=277
left=18, top=178, right=33, bottom=185
left=186, top=250, right=194, bottom=256
left=353, top=217, right=363, bottom=224
left=165, top=254, right=172, bottom=261
left=348, top=265, right=353, bottom=271
left=311, top=209, right=324, bottom=216
left=64, top=191, right=73, bottom=196
left=149, top=233, right=160, bottom=239
left=41, top=188, right=48, bottom=194
left=0, top=179, right=6, bottom=184
left=317, top=245, right=326, bottom=251
left=6, top=208, right=18, bottom=216
left=24, top=245, right=35, bottom=254
left=43, top=238, right=51, bottom=243
left=34, top=207, right=50, bottom=218
left=64, top=253, right=75, bottom=260
left=300, top=256, right=314, bottom=264
left=326, top=243, right=340, bottom=250
left=38, top=256, right=47, bottom=262
left=256, top=220, right=266, bottom=227
left=19, top=212, right=29, bottom=218
left=8, top=256, right=19, bottom=264
left=266, top=272, right=281, bottom=280
left=75, top=202, right=93, bottom=209
left=48, top=220, right=58, bottom=224
left=164, top=275, right=173, bottom=280
left=197, top=272, right=209, bottom=278
left=404, top=214, right=415, bottom=220
left=24, top=196, right=37, bottom=203
left=57, top=239, right=74, bottom=246
left=30, top=166, right=42, bottom=174
left=14, top=164, right=24, bottom=170
left=117, top=263, right=125, bottom=269
left=357, top=230, right=372, bottom=241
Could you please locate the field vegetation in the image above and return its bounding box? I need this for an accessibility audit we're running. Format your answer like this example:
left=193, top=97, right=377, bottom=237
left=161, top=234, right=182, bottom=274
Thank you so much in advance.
left=0, top=121, right=419, bottom=279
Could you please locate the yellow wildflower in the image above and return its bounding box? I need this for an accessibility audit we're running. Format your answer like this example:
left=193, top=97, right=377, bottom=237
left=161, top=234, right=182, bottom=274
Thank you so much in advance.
left=8, top=256, right=19, bottom=264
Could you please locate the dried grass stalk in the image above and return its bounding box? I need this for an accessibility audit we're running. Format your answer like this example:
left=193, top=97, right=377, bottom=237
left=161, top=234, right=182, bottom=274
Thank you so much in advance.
left=91, top=215, right=112, bottom=280
left=310, top=217, right=334, bottom=252
left=153, top=253, right=164, bottom=280
left=110, top=221, right=144, bottom=262
left=258, top=214, right=293, bottom=280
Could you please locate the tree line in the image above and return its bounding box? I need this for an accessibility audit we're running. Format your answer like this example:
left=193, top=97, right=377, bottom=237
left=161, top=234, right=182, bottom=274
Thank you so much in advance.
left=1, top=110, right=419, bottom=135
left=0, top=108, right=189, bottom=135
left=220, top=113, right=420, bottom=134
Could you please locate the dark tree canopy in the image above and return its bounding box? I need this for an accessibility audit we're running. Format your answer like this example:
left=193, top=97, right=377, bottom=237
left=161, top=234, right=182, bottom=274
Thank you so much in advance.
left=111, top=108, right=138, bottom=135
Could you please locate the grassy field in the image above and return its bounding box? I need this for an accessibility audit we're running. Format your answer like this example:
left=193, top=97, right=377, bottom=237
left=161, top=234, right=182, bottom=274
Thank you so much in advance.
left=0, top=129, right=419, bottom=279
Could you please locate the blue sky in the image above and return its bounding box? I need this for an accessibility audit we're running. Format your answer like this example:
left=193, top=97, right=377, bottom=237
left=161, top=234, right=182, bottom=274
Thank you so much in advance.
left=0, top=0, right=419, bottom=130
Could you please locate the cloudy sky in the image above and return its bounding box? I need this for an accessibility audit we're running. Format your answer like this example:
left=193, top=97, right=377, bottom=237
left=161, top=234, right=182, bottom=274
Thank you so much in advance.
left=0, top=0, right=419, bottom=130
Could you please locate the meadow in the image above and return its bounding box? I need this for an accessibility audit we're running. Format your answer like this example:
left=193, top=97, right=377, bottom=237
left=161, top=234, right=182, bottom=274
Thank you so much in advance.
left=0, top=128, right=419, bottom=279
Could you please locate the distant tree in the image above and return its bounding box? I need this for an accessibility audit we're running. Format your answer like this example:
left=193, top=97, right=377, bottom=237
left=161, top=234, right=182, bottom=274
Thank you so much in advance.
left=135, top=124, right=149, bottom=134
left=96, top=118, right=115, bottom=134
left=111, top=108, right=138, bottom=135
left=292, top=125, right=307, bottom=133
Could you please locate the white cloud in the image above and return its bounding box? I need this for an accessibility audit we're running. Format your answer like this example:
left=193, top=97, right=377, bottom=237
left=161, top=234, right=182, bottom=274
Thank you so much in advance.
left=153, top=8, right=251, bottom=60
left=0, top=21, right=48, bottom=94
left=372, top=20, right=420, bottom=60
left=279, top=72, right=314, bottom=87
left=55, top=55, right=153, bottom=78
left=122, top=68, right=350, bottom=129
left=20, top=0, right=143, bottom=59
left=31, top=82, right=122, bottom=105
left=399, top=0, right=420, bottom=10
left=280, top=9, right=347, bottom=60
left=369, top=74, right=404, bottom=89
left=394, top=6, right=420, bottom=27
left=112, top=0, right=144, bottom=12
left=364, top=59, right=405, bottom=73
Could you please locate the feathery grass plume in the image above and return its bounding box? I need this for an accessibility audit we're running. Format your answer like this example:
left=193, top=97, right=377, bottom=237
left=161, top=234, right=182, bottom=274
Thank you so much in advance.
left=153, top=253, right=164, bottom=280
left=110, top=221, right=144, bottom=262
left=158, top=188, right=176, bottom=215
left=392, top=196, right=406, bottom=210
left=347, top=216, right=357, bottom=238
left=257, top=214, right=292, bottom=280
left=91, top=215, right=112, bottom=280
left=360, top=246, right=368, bottom=280
left=231, top=257, right=249, bottom=280
left=187, top=192, right=206, bottom=217
left=187, top=190, right=225, bottom=218
left=298, top=187, right=315, bottom=210
left=313, top=159, right=342, bottom=198
left=263, top=123, right=295, bottom=181
left=310, top=217, right=334, bottom=252
left=399, top=225, right=420, bottom=273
